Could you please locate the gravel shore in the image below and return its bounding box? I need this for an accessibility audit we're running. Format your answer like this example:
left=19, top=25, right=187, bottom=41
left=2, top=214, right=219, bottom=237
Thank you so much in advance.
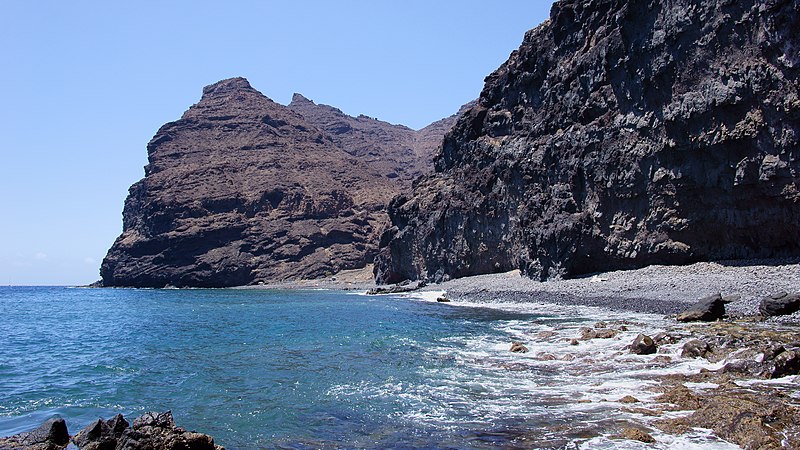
left=242, top=258, right=800, bottom=320
left=421, top=258, right=800, bottom=319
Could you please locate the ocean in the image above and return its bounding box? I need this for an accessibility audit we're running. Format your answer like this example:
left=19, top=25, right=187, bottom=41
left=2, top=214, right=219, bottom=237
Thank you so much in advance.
left=0, top=287, right=738, bottom=449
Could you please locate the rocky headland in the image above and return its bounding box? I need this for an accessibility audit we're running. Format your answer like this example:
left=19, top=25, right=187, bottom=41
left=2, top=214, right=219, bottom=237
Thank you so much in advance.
left=374, top=0, right=800, bottom=284
left=101, top=78, right=466, bottom=287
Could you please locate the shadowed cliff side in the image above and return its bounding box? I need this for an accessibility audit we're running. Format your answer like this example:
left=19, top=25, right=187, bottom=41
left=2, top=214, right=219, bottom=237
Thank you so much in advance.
left=375, top=0, right=800, bottom=283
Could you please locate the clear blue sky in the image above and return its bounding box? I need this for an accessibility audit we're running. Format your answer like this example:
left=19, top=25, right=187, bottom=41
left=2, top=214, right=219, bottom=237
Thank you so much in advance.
left=0, top=1, right=553, bottom=285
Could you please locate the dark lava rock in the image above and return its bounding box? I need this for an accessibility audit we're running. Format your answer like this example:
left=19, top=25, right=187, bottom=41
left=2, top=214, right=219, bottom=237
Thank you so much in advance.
left=767, top=349, right=800, bottom=378
left=101, top=78, right=459, bottom=287
left=374, top=0, right=800, bottom=284
left=759, top=291, right=800, bottom=317
left=681, top=339, right=711, bottom=359
left=630, top=334, right=657, bottom=355
left=109, top=411, right=221, bottom=450
left=365, top=280, right=425, bottom=295
left=0, top=417, right=69, bottom=450
left=510, top=341, right=529, bottom=353
left=676, top=294, right=727, bottom=322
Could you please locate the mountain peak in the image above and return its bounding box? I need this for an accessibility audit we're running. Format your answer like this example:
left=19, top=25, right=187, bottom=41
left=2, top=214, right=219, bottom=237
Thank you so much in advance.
left=201, top=77, right=255, bottom=97
left=290, top=93, right=314, bottom=106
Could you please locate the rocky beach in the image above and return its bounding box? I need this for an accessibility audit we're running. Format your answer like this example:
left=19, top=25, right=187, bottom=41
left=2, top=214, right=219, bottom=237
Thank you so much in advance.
left=395, top=259, right=800, bottom=448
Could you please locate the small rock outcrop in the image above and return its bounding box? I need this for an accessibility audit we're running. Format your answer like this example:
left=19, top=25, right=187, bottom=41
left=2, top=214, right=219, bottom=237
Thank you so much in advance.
left=510, top=341, right=529, bottom=353
left=613, top=427, right=656, bottom=444
left=676, top=294, right=728, bottom=322
left=374, top=0, right=800, bottom=284
left=101, top=78, right=461, bottom=287
left=0, top=412, right=222, bottom=450
left=759, top=291, right=800, bottom=317
left=0, top=418, right=69, bottom=450
left=630, top=334, right=657, bottom=355
left=74, top=411, right=222, bottom=450
left=681, top=339, right=711, bottom=359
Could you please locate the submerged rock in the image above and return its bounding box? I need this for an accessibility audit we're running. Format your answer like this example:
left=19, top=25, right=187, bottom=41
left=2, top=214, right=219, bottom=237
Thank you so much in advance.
left=759, top=291, right=800, bottom=317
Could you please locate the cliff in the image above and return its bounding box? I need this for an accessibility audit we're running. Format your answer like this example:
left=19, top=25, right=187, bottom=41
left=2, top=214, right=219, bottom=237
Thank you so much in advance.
left=375, top=0, right=800, bottom=283
left=288, top=94, right=469, bottom=183
left=101, top=78, right=460, bottom=287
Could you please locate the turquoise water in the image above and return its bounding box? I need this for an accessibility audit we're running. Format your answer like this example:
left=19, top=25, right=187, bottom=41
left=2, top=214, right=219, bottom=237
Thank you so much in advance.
left=0, top=287, right=735, bottom=449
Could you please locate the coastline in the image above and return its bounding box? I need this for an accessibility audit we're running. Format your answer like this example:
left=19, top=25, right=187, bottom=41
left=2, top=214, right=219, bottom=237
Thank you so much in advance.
left=242, top=258, right=800, bottom=321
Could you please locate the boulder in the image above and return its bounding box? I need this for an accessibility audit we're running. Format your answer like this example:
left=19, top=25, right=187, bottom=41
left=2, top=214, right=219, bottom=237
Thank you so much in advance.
left=580, top=327, right=618, bottom=340
left=676, top=294, right=728, bottom=322
left=72, top=414, right=129, bottom=449
left=0, top=417, right=69, bottom=450
left=681, top=340, right=711, bottom=359
left=510, top=341, right=529, bottom=353
left=767, top=350, right=800, bottom=378
left=630, top=334, right=657, bottom=355
left=614, top=427, right=656, bottom=444
left=759, top=292, right=800, bottom=317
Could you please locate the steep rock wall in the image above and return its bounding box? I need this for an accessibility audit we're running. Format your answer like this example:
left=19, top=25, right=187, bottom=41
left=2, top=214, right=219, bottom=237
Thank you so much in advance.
left=375, top=0, right=800, bottom=283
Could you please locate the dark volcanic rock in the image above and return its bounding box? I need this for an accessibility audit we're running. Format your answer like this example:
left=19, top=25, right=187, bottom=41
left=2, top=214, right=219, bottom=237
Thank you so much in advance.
left=676, top=294, right=727, bottom=322
left=759, top=291, right=800, bottom=317
left=374, top=0, right=800, bottom=283
left=101, top=78, right=458, bottom=287
left=630, top=333, right=657, bottom=355
left=681, top=339, right=711, bottom=359
left=0, top=417, right=69, bottom=450
left=73, top=411, right=222, bottom=450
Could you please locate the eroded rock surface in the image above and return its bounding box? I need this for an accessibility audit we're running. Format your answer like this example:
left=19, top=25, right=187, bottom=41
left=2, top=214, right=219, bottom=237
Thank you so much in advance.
left=102, top=78, right=459, bottom=287
left=375, top=0, right=800, bottom=284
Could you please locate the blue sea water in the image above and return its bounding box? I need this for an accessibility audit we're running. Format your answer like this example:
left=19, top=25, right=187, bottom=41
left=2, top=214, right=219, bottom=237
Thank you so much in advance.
left=0, top=287, right=736, bottom=449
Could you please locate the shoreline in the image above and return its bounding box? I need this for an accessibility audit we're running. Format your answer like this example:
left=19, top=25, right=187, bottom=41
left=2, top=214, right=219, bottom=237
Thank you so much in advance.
left=243, top=258, right=800, bottom=321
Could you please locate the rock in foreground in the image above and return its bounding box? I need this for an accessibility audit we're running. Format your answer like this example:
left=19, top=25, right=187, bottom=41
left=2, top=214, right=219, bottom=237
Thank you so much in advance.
left=676, top=294, right=729, bottom=322
left=374, top=0, right=800, bottom=284
left=759, top=291, right=800, bottom=317
left=0, top=412, right=223, bottom=450
left=0, top=418, right=69, bottom=450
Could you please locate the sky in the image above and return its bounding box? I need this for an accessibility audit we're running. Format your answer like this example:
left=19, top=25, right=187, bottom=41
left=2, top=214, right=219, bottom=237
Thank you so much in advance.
left=0, top=1, right=554, bottom=285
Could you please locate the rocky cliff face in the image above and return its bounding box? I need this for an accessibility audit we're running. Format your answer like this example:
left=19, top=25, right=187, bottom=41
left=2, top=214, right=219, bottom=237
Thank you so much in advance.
left=375, top=0, right=800, bottom=283
left=288, top=94, right=469, bottom=183
left=101, top=78, right=459, bottom=287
